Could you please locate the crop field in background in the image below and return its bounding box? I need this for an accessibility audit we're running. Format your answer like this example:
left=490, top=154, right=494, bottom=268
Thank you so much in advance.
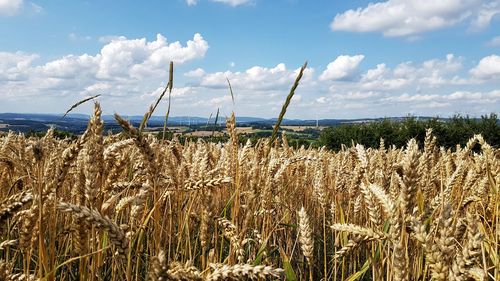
left=0, top=102, right=498, bottom=281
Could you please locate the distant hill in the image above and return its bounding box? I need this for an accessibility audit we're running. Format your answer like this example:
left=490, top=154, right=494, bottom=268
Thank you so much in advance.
left=0, top=112, right=463, bottom=134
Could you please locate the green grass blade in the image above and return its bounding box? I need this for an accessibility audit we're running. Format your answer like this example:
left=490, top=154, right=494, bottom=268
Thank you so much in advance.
left=62, top=94, right=100, bottom=119
left=268, top=61, right=307, bottom=153
left=226, top=77, right=235, bottom=105
left=280, top=246, right=297, bottom=281
left=345, top=259, right=371, bottom=281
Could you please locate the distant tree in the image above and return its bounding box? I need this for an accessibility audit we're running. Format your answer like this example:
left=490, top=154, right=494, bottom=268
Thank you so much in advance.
left=319, top=114, right=499, bottom=151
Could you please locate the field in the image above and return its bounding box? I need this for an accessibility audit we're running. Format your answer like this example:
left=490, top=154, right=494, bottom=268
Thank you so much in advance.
left=281, top=126, right=327, bottom=132
left=0, top=103, right=499, bottom=281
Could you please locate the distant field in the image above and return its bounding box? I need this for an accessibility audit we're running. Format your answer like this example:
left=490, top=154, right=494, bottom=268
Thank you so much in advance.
left=183, top=130, right=224, bottom=137
left=282, top=125, right=327, bottom=131
left=179, top=126, right=321, bottom=138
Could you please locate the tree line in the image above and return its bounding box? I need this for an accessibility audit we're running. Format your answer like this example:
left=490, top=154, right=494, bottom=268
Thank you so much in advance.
left=318, top=114, right=499, bottom=150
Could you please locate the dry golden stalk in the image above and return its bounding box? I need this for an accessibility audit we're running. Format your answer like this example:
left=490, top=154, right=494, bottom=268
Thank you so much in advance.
left=149, top=251, right=203, bottom=281
left=0, top=240, right=17, bottom=250
left=114, top=113, right=156, bottom=177
left=217, top=218, right=244, bottom=263
left=367, top=183, right=395, bottom=215
left=425, top=205, right=456, bottom=281
left=360, top=183, right=383, bottom=226
left=149, top=250, right=169, bottom=280
left=0, top=192, right=32, bottom=225
left=57, top=202, right=129, bottom=257
left=298, top=207, right=313, bottom=264
left=330, top=223, right=387, bottom=241
left=83, top=102, right=104, bottom=208
left=0, top=106, right=497, bottom=281
left=206, top=263, right=283, bottom=281
left=183, top=177, right=231, bottom=191
left=449, top=214, right=484, bottom=281
left=0, top=260, right=8, bottom=281
left=399, top=139, right=420, bottom=216
left=168, top=262, right=204, bottom=281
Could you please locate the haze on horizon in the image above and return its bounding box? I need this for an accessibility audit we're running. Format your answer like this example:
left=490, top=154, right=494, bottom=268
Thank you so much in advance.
left=0, top=0, right=499, bottom=119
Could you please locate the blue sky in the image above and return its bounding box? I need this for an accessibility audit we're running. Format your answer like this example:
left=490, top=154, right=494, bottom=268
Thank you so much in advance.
left=1, top=0, right=499, bottom=119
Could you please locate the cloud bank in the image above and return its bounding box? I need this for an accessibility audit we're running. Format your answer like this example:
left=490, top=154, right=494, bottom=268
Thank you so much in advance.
left=331, top=0, right=500, bottom=37
left=0, top=33, right=498, bottom=118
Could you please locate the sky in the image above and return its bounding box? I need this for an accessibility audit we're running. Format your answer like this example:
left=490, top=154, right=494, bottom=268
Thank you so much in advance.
left=0, top=0, right=499, bottom=119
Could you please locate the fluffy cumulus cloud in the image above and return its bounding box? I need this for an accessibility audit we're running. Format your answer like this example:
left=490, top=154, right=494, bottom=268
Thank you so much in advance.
left=0, top=51, right=38, bottom=81
left=200, top=63, right=314, bottom=90
left=37, top=33, right=207, bottom=82
left=0, top=33, right=209, bottom=113
left=179, top=53, right=498, bottom=118
left=310, top=53, right=499, bottom=118
left=26, top=33, right=208, bottom=83
left=359, top=54, right=465, bottom=90
left=184, top=68, right=206, bottom=77
left=319, top=55, right=364, bottom=81
left=1, top=41, right=499, bottom=117
left=470, top=0, right=500, bottom=29
left=331, top=0, right=498, bottom=37
left=470, top=55, right=500, bottom=79
left=96, top=33, right=208, bottom=79
left=0, top=0, right=23, bottom=16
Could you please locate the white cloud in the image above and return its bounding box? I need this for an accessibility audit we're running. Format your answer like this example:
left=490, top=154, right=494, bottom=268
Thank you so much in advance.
left=38, top=34, right=208, bottom=80
left=385, top=93, right=441, bottom=102
left=0, top=0, right=42, bottom=16
left=97, top=33, right=208, bottom=79
left=40, top=54, right=99, bottom=79
left=200, top=63, right=314, bottom=90
left=448, top=90, right=500, bottom=100
left=332, top=91, right=381, bottom=100
left=330, top=0, right=492, bottom=37
left=0, top=33, right=209, bottom=112
left=0, top=51, right=38, bottom=81
left=211, top=0, right=252, bottom=7
left=486, top=36, right=500, bottom=46
left=25, top=33, right=208, bottom=82
left=470, top=1, right=500, bottom=30
left=414, top=101, right=451, bottom=109
left=84, top=82, right=111, bottom=94
left=360, top=54, right=463, bottom=90
left=68, top=33, right=92, bottom=42
left=360, top=63, right=409, bottom=90
left=184, top=68, right=206, bottom=77
left=381, top=89, right=500, bottom=109
left=207, top=95, right=233, bottom=106
left=470, top=55, right=500, bottom=79
left=292, top=94, right=302, bottom=102
left=99, top=35, right=126, bottom=43
left=0, top=0, right=23, bottom=16
left=315, top=97, right=328, bottom=104
left=186, top=0, right=252, bottom=7
left=319, top=55, right=364, bottom=81
left=1, top=46, right=499, bottom=118
left=141, top=86, right=194, bottom=101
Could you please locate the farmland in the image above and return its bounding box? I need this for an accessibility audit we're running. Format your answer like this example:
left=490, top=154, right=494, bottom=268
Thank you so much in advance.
left=0, top=103, right=498, bottom=280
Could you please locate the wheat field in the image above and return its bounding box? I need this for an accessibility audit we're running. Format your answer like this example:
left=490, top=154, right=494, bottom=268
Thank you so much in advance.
left=0, top=103, right=498, bottom=280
